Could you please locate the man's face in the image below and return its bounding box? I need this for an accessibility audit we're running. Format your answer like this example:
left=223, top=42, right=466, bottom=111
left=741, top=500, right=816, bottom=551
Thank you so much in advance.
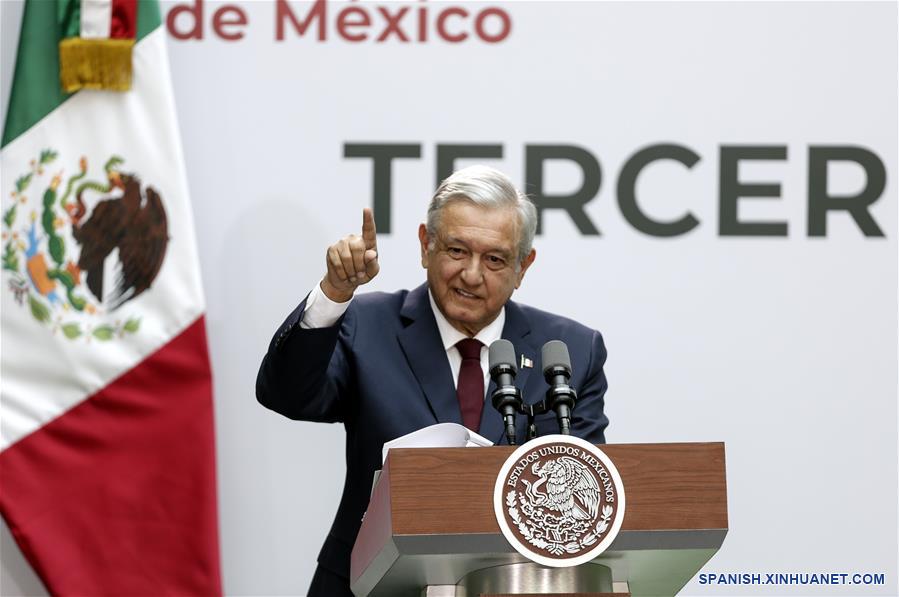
left=419, top=201, right=536, bottom=337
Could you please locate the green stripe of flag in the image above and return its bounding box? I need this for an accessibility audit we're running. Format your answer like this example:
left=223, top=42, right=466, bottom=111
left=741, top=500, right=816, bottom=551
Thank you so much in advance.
left=58, top=0, right=81, bottom=39
left=1, top=0, right=162, bottom=149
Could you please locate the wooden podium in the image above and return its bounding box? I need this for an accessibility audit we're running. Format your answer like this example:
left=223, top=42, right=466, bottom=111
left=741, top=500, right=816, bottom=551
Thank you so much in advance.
left=351, top=442, right=727, bottom=597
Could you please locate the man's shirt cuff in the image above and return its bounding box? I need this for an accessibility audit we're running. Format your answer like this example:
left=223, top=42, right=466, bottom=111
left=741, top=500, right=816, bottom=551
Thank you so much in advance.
left=300, top=283, right=353, bottom=329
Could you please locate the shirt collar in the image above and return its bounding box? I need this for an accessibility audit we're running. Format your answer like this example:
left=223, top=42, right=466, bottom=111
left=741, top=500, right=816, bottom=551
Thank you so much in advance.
left=428, top=288, right=505, bottom=352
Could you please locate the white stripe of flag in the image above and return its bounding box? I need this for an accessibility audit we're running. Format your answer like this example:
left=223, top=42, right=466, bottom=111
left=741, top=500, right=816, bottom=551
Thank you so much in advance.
left=80, top=0, right=113, bottom=39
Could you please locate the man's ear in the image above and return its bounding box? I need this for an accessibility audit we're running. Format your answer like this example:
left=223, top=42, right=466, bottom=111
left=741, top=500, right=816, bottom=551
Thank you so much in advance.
left=418, top=224, right=430, bottom=268
left=515, top=249, right=536, bottom=289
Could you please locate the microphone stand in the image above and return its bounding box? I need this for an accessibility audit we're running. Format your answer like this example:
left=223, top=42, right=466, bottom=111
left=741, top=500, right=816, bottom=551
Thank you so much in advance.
left=518, top=400, right=548, bottom=441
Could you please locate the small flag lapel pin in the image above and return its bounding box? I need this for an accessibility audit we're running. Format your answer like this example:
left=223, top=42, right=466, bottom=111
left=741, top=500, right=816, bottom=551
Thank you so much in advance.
left=520, top=354, right=534, bottom=369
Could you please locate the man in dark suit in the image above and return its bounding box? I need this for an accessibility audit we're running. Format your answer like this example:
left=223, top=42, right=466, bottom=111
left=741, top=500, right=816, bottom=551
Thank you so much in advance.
left=256, top=166, right=609, bottom=596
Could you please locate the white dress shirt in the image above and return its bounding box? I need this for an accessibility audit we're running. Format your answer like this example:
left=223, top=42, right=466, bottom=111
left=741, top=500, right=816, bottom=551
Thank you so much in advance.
left=300, top=284, right=505, bottom=396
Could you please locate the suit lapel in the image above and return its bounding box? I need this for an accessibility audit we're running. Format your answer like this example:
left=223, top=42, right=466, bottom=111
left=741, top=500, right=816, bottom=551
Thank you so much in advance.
left=397, top=284, right=463, bottom=425
left=478, top=300, right=538, bottom=444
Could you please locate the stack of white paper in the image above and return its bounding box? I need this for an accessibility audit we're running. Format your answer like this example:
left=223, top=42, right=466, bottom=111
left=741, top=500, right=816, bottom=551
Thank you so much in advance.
left=380, top=422, right=493, bottom=464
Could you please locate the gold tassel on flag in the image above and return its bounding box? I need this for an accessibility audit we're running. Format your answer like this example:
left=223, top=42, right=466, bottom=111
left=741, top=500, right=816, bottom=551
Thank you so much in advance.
left=56, top=0, right=139, bottom=93
left=59, top=38, right=134, bottom=92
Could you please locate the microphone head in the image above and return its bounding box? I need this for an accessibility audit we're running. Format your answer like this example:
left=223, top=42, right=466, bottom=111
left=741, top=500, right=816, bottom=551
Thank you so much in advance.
left=489, top=339, right=518, bottom=376
left=541, top=340, right=572, bottom=377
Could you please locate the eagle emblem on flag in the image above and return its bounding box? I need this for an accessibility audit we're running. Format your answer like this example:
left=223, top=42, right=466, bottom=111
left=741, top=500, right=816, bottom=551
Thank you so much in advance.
left=2, top=150, right=168, bottom=341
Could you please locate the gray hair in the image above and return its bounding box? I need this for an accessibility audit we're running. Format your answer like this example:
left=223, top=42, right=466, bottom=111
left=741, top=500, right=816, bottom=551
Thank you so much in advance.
left=425, top=165, right=537, bottom=265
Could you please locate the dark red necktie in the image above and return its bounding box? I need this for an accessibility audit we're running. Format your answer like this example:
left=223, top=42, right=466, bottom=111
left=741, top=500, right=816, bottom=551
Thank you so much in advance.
left=456, top=339, right=485, bottom=432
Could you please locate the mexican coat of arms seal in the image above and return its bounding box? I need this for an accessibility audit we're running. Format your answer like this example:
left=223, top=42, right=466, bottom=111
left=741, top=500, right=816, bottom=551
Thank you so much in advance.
left=493, top=434, right=626, bottom=567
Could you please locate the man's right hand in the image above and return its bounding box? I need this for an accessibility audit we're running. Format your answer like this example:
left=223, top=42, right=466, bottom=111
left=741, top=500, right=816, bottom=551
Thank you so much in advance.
left=320, top=208, right=380, bottom=303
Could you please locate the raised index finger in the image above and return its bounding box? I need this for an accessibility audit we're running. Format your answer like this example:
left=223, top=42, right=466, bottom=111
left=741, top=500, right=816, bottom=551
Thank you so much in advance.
left=361, top=207, right=377, bottom=250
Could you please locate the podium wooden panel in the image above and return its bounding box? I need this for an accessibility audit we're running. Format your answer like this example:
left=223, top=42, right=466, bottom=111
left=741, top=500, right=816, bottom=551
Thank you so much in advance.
left=351, top=442, right=727, bottom=597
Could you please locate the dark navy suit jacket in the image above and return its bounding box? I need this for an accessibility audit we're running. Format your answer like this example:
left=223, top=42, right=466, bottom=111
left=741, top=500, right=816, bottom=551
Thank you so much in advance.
left=255, top=283, right=609, bottom=588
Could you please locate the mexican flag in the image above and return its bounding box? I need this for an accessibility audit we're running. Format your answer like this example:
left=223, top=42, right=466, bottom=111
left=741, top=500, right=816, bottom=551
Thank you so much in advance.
left=0, top=1, right=222, bottom=595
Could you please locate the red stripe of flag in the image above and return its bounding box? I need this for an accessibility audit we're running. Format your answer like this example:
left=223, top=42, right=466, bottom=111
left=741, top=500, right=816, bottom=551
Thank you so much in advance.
left=110, top=0, right=138, bottom=39
left=0, top=316, right=222, bottom=596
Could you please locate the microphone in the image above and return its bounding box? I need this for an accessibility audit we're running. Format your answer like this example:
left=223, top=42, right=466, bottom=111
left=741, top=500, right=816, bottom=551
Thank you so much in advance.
left=542, top=340, right=578, bottom=435
left=489, top=339, right=522, bottom=445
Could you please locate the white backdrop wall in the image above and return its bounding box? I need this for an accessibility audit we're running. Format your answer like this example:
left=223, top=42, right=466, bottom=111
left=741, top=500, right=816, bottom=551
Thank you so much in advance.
left=1, top=1, right=897, bottom=595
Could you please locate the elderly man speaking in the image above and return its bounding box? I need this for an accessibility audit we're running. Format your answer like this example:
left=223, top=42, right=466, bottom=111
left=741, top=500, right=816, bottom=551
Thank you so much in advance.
left=256, top=165, right=609, bottom=596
